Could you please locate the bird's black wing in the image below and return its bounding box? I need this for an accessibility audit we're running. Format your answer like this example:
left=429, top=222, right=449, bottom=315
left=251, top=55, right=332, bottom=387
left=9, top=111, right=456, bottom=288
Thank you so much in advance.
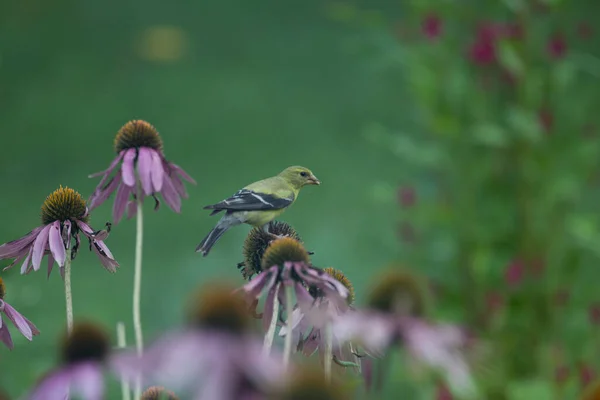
left=204, top=189, right=294, bottom=215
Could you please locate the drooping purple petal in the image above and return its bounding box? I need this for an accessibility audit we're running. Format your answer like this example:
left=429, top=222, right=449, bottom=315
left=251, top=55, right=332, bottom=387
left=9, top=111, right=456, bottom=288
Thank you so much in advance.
left=113, top=181, right=132, bottom=224
left=3, top=250, right=28, bottom=272
left=0, top=320, right=13, bottom=349
left=20, top=247, right=33, bottom=275
left=160, top=174, right=181, bottom=213
left=332, top=312, right=394, bottom=357
left=48, top=221, right=66, bottom=267
left=47, top=252, right=55, bottom=279
left=121, top=148, right=137, bottom=187
left=150, top=150, right=164, bottom=192
left=301, top=328, right=320, bottom=357
left=62, top=220, right=72, bottom=251
left=88, top=172, right=122, bottom=210
left=2, top=301, right=34, bottom=340
left=170, top=163, right=197, bottom=184
left=76, top=221, right=94, bottom=236
left=262, top=284, right=279, bottom=332
left=31, top=225, right=51, bottom=272
left=0, top=226, right=43, bottom=259
left=169, top=174, right=187, bottom=199
left=29, top=368, right=72, bottom=400
left=241, top=267, right=278, bottom=300
left=126, top=200, right=137, bottom=219
left=88, top=151, right=124, bottom=179
left=137, top=148, right=154, bottom=195
left=294, top=282, right=314, bottom=312
left=90, top=241, right=119, bottom=272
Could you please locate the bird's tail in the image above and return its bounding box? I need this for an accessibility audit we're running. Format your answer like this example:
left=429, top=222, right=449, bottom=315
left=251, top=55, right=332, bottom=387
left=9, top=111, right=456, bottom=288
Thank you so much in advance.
left=195, top=217, right=238, bottom=256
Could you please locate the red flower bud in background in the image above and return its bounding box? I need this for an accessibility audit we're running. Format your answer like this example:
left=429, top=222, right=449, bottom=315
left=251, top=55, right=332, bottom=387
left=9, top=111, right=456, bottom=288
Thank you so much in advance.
left=505, top=259, right=525, bottom=286
left=547, top=34, right=567, bottom=59
left=422, top=13, right=442, bottom=40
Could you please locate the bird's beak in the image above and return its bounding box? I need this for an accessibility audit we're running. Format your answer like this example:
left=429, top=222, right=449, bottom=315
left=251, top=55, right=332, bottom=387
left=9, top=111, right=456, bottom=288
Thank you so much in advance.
left=308, top=175, right=321, bottom=185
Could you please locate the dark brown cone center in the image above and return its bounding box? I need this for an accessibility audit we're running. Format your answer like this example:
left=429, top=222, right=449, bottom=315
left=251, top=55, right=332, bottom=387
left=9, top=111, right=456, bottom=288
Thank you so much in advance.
left=114, top=120, right=163, bottom=153
left=41, top=186, right=88, bottom=225
left=62, top=323, right=109, bottom=365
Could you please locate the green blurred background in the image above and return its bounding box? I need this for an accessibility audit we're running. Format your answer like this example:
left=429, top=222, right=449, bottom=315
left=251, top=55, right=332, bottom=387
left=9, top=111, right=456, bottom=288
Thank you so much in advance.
left=2, top=0, right=600, bottom=399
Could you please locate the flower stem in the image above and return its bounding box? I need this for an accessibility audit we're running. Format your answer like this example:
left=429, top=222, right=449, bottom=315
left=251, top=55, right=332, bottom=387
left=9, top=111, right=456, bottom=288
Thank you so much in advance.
left=132, top=196, right=144, bottom=400
left=324, top=323, right=333, bottom=382
left=116, top=322, right=131, bottom=400
left=263, top=283, right=280, bottom=356
left=283, top=285, right=294, bottom=367
left=64, top=247, right=73, bottom=335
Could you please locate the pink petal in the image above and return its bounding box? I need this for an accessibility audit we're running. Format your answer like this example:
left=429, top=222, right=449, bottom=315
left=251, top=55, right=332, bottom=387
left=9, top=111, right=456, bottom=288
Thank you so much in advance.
left=2, top=301, right=34, bottom=340
left=171, top=163, right=196, bottom=184
left=160, top=175, right=181, bottom=213
left=0, top=226, right=43, bottom=259
left=91, top=241, right=119, bottom=272
left=262, top=285, right=279, bottom=332
left=88, top=172, right=122, bottom=210
left=49, top=221, right=66, bottom=267
left=72, top=363, right=105, bottom=400
left=31, top=225, right=51, bottom=272
left=28, top=369, right=71, bottom=400
left=76, top=221, right=94, bottom=236
left=20, top=247, right=33, bottom=275
left=47, top=252, right=55, bottom=279
left=121, top=148, right=137, bottom=187
left=88, top=152, right=124, bottom=179
left=150, top=150, right=164, bottom=192
left=170, top=174, right=188, bottom=199
left=113, top=182, right=132, bottom=224
left=3, top=250, right=28, bottom=272
left=137, top=148, right=153, bottom=195
left=0, top=322, right=13, bottom=349
left=126, top=200, right=137, bottom=219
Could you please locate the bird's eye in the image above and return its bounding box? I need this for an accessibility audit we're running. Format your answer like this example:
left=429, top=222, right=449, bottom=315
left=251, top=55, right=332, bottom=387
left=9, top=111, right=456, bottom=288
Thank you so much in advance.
left=300, top=171, right=308, bottom=177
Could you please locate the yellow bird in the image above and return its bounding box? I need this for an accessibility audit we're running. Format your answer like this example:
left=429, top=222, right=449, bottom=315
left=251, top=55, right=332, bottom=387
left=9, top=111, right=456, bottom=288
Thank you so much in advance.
left=196, top=166, right=320, bottom=256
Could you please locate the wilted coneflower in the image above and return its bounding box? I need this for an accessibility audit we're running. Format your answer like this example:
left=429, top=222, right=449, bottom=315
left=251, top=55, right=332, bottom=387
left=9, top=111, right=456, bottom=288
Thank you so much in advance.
left=113, top=283, right=286, bottom=400
left=141, top=386, right=179, bottom=400
left=270, top=367, right=349, bottom=400
left=87, top=120, right=196, bottom=398
left=279, top=268, right=360, bottom=382
left=88, top=120, right=196, bottom=220
left=333, top=270, right=476, bottom=396
left=238, top=237, right=349, bottom=365
left=239, top=221, right=303, bottom=280
left=28, top=321, right=118, bottom=400
left=0, top=277, right=39, bottom=349
left=0, top=186, right=118, bottom=332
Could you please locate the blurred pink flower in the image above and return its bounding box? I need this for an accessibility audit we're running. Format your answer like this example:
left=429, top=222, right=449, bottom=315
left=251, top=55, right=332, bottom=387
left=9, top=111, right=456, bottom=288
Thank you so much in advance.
left=539, top=108, right=554, bottom=133
left=468, top=38, right=496, bottom=65
left=468, top=21, right=523, bottom=66
left=555, top=365, right=570, bottom=386
left=577, top=22, right=592, bottom=39
left=579, top=362, right=595, bottom=387
left=504, top=259, right=525, bottom=286
left=588, top=303, right=600, bottom=325
left=398, top=186, right=417, bottom=208
left=421, top=13, right=442, bottom=39
left=547, top=34, right=567, bottom=59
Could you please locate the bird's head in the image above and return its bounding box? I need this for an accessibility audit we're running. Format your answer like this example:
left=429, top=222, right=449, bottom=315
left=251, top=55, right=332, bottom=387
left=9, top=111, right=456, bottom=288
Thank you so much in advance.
left=279, top=166, right=320, bottom=189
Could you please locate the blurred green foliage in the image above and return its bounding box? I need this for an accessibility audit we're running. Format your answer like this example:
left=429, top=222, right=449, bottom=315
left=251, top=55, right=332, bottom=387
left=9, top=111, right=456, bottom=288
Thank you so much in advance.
left=1, top=0, right=600, bottom=399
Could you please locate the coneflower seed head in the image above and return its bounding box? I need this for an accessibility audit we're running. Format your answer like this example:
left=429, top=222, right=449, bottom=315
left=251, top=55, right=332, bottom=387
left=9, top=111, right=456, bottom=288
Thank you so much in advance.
left=274, top=368, right=348, bottom=400
left=188, top=284, right=250, bottom=334
left=41, top=186, right=88, bottom=225
left=323, top=268, right=354, bottom=304
left=141, top=386, right=179, bottom=400
left=368, top=270, right=426, bottom=317
left=0, top=278, right=5, bottom=300
left=261, top=237, right=310, bottom=270
left=242, top=221, right=302, bottom=279
left=61, top=322, right=109, bottom=365
left=114, top=120, right=163, bottom=153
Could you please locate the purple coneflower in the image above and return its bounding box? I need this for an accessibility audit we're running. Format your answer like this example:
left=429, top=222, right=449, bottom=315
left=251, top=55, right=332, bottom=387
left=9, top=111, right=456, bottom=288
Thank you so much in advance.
left=333, top=270, right=476, bottom=396
left=238, top=237, right=349, bottom=364
left=28, top=321, right=119, bottom=400
left=141, top=386, right=180, bottom=400
left=0, top=186, right=118, bottom=333
left=0, top=186, right=118, bottom=275
left=0, top=277, right=39, bottom=349
left=87, top=120, right=196, bottom=222
left=113, top=284, right=285, bottom=400
left=279, top=268, right=360, bottom=381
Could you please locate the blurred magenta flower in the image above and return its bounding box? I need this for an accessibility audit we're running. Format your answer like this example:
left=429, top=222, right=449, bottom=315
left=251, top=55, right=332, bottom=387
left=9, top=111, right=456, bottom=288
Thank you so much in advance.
left=28, top=322, right=117, bottom=400
left=87, top=120, right=196, bottom=224
left=141, top=386, right=179, bottom=400
left=114, top=285, right=285, bottom=399
left=504, top=259, right=525, bottom=286
left=421, top=13, right=442, bottom=39
left=398, top=186, right=417, bottom=208
left=588, top=303, right=600, bottom=325
left=0, top=277, right=39, bottom=349
left=547, top=34, right=567, bottom=59
left=468, top=21, right=524, bottom=66
left=0, top=186, right=118, bottom=275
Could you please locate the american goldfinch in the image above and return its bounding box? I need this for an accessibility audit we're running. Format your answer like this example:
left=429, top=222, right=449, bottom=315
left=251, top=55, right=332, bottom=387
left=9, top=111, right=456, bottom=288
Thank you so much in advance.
left=196, top=166, right=320, bottom=256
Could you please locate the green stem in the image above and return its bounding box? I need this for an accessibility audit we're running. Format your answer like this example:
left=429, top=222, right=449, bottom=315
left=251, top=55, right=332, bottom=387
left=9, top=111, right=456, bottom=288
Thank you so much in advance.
left=263, top=283, right=280, bottom=356
left=116, top=322, right=131, bottom=400
left=132, top=196, right=144, bottom=400
left=64, top=247, right=73, bottom=335
left=282, top=285, right=294, bottom=367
